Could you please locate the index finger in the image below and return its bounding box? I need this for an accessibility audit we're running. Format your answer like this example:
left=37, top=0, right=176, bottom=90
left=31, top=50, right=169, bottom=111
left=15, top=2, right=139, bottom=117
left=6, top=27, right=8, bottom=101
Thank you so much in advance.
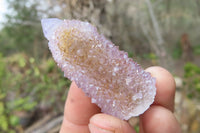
left=60, top=82, right=101, bottom=133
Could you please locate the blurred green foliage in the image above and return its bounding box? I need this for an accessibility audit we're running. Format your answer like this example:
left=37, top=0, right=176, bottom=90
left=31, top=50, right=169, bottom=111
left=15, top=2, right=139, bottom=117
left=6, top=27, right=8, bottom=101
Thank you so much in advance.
left=142, top=53, right=157, bottom=60
left=0, top=53, right=70, bottom=132
left=184, top=63, right=200, bottom=99
left=193, top=45, right=200, bottom=55
left=0, top=0, right=71, bottom=132
left=128, top=52, right=134, bottom=58
left=134, top=125, right=139, bottom=133
left=142, top=53, right=158, bottom=65
left=172, top=42, right=182, bottom=59
left=0, top=0, right=44, bottom=58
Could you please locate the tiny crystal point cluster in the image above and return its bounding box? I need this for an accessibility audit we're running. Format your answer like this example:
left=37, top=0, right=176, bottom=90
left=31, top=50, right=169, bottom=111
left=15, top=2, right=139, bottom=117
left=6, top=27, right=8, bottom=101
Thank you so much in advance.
left=41, top=18, right=156, bottom=120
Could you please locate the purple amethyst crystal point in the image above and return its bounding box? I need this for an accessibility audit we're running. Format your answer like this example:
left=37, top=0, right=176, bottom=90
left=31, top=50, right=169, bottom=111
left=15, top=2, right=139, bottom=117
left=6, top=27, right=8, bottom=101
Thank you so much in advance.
left=41, top=18, right=157, bottom=120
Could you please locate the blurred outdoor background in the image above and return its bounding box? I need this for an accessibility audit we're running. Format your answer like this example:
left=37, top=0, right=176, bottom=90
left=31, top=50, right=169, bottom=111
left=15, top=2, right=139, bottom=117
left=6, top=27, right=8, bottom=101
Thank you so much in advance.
left=0, top=0, right=200, bottom=132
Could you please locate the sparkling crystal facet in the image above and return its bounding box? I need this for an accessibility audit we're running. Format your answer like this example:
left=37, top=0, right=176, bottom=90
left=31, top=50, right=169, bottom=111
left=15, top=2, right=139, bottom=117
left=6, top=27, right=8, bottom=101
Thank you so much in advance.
left=41, top=18, right=157, bottom=120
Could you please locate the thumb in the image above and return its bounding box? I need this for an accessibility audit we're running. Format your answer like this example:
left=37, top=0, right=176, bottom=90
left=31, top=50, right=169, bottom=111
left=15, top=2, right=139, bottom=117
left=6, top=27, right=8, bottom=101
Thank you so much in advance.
left=89, top=113, right=136, bottom=133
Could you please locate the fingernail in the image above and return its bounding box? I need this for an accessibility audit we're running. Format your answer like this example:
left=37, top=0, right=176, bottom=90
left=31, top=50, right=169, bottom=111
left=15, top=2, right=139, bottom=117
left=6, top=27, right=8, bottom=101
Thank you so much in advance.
left=89, top=123, right=114, bottom=133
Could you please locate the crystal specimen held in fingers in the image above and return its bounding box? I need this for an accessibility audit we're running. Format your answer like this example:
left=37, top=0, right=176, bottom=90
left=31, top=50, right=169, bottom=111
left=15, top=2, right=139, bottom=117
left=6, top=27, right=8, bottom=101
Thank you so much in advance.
left=41, top=18, right=157, bottom=120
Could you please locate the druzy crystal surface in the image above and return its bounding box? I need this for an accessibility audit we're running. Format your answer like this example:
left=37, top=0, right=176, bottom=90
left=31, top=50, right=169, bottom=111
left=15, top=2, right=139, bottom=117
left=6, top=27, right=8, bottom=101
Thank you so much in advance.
left=41, top=18, right=156, bottom=120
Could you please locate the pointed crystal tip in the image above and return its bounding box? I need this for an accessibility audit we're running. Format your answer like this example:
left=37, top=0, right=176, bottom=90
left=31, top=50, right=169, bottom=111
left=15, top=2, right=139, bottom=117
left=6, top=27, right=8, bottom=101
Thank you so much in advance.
left=41, top=18, right=63, bottom=40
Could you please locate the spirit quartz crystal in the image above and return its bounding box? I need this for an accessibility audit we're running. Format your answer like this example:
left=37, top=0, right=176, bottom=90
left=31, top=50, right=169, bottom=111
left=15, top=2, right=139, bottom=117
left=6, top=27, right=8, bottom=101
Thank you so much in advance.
left=41, top=18, right=156, bottom=120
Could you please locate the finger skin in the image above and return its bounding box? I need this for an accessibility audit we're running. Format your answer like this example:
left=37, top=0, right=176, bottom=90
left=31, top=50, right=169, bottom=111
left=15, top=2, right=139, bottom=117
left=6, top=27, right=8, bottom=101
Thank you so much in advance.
left=146, top=66, right=176, bottom=112
left=89, top=113, right=136, bottom=133
left=60, top=118, right=89, bottom=133
left=140, top=105, right=182, bottom=133
left=60, top=81, right=101, bottom=133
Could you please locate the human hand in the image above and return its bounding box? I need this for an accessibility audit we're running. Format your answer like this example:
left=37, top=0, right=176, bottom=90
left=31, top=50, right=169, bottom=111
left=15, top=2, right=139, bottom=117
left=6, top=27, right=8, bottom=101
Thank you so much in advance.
left=60, top=66, right=182, bottom=133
